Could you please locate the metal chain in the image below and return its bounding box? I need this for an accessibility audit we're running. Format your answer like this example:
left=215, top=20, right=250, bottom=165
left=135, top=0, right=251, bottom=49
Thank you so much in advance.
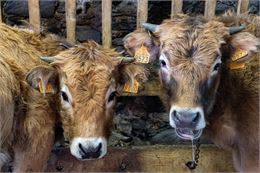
left=186, top=138, right=201, bottom=170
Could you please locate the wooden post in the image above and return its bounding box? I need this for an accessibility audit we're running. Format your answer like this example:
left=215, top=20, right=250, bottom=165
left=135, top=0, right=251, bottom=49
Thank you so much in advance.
left=28, top=0, right=41, bottom=33
left=0, top=0, right=2, bottom=23
left=171, top=0, right=183, bottom=16
left=237, top=0, right=250, bottom=14
left=102, top=0, right=112, bottom=48
left=137, top=0, right=148, bottom=29
left=204, top=0, right=217, bottom=19
left=66, top=0, right=76, bottom=45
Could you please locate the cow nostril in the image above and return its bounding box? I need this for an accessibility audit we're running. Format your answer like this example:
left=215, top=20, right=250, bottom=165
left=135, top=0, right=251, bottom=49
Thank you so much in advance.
left=192, top=113, right=200, bottom=124
left=95, top=143, right=102, bottom=153
left=173, top=110, right=181, bottom=121
left=78, top=143, right=87, bottom=155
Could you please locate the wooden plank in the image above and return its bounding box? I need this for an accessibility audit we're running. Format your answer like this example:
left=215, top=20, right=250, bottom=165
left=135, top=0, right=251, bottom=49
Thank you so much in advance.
left=46, top=145, right=235, bottom=172
left=237, top=0, right=250, bottom=14
left=204, top=0, right=217, bottom=19
left=66, top=0, right=76, bottom=45
left=28, top=0, right=41, bottom=33
left=171, top=0, right=183, bottom=16
left=102, top=0, right=112, bottom=48
left=0, top=0, right=2, bottom=23
left=136, top=0, right=148, bottom=29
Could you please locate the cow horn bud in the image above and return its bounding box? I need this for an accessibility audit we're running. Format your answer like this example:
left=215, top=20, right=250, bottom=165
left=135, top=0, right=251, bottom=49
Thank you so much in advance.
left=120, top=57, right=135, bottom=64
left=229, top=25, right=246, bottom=34
left=40, top=56, right=55, bottom=63
left=143, top=23, right=159, bottom=32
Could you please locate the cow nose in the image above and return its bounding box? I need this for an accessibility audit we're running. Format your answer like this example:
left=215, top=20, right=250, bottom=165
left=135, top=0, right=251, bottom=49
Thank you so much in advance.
left=78, top=142, right=102, bottom=159
left=172, top=109, right=201, bottom=128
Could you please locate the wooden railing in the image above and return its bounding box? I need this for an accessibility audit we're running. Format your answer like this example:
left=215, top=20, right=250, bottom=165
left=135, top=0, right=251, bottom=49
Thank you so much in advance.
left=0, top=0, right=251, bottom=46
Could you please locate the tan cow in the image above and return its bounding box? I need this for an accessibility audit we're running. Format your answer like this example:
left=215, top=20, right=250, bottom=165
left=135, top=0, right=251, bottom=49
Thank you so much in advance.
left=123, top=13, right=259, bottom=172
left=0, top=23, right=147, bottom=172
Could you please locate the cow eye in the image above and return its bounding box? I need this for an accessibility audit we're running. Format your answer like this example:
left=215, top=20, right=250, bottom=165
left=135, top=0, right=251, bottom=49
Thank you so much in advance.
left=108, top=91, right=117, bottom=102
left=213, top=63, right=221, bottom=72
left=61, top=91, right=69, bottom=102
left=160, top=60, right=166, bottom=67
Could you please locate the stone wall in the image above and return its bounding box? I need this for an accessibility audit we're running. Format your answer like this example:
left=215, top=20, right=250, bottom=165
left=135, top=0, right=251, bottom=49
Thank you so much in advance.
left=2, top=0, right=259, bottom=51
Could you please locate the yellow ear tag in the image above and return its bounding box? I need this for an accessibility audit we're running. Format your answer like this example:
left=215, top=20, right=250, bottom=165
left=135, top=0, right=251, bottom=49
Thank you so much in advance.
left=231, top=48, right=248, bottom=62
left=229, top=62, right=246, bottom=70
left=38, top=79, right=54, bottom=94
left=134, top=44, right=150, bottom=64
left=123, top=80, right=139, bottom=94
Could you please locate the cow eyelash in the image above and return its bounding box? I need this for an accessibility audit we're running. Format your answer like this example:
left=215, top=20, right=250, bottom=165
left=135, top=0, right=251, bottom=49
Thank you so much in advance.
left=213, top=63, right=221, bottom=71
left=108, top=91, right=117, bottom=102
left=61, top=91, right=69, bottom=102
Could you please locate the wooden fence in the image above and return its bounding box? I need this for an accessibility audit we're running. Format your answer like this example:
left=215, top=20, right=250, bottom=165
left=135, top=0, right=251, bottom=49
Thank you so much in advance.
left=0, top=0, right=250, bottom=47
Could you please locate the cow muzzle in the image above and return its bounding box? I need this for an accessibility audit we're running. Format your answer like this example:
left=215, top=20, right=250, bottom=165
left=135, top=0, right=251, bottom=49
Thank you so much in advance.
left=169, top=106, right=206, bottom=140
left=70, top=137, right=107, bottom=160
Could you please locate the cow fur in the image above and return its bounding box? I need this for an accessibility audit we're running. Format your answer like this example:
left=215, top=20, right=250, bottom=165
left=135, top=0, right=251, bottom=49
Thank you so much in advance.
left=0, top=23, right=64, bottom=172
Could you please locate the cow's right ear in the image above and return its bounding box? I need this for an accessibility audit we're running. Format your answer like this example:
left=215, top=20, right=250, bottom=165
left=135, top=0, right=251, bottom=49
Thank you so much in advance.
left=123, top=29, right=159, bottom=62
left=26, top=66, right=60, bottom=95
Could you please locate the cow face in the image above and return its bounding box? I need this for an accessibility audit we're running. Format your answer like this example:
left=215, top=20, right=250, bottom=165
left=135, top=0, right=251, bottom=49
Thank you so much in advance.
left=124, top=14, right=259, bottom=140
left=26, top=41, right=147, bottom=160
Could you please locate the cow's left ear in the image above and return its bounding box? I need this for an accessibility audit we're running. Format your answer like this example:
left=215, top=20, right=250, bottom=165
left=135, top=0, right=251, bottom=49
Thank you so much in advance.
left=117, top=62, right=149, bottom=94
left=26, top=66, right=60, bottom=95
left=229, top=32, right=260, bottom=63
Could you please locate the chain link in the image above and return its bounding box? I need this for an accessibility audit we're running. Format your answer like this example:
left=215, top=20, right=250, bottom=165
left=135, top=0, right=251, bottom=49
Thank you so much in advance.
left=186, top=138, right=201, bottom=170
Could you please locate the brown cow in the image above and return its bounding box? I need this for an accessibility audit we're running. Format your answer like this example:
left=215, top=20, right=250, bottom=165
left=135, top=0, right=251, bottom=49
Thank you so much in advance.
left=0, top=23, right=147, bottom=171
left=123, top=13, right=259, bottom=172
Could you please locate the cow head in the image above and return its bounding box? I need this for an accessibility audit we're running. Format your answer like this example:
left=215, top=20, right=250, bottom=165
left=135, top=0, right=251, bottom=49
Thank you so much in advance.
left=26, top=41, right=147, bottom=160
left=124, top=14, right=260, bottom=140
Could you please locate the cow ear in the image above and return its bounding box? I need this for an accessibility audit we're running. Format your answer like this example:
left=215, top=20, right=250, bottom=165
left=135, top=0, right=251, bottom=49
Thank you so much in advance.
left=123, top=29, right=159, bottom=62
left=228, top=32, right=260, bottom=63
left=26, top=66, right=60, bottom=95
left=117, top=63, right=149, bottom=94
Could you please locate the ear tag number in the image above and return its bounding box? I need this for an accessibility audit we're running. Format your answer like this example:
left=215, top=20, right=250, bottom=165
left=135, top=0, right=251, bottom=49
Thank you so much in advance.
left=134, top=44, right=150, bottom=64
left=231, top=48, right=248, bottom=62
left=38, top=79, right=54, bottom=94
left=123, top=80, right=139, bottom=94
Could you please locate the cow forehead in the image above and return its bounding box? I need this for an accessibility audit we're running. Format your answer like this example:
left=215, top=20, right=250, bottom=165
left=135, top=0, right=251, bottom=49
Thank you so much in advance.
left=159, top=17, right=224, bottom=72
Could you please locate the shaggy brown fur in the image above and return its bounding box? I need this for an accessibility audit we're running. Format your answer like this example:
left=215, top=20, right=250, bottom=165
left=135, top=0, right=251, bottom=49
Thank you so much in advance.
left=0, top=23, right=64, bottom=172
left=123, top=13, right=259, bottom=172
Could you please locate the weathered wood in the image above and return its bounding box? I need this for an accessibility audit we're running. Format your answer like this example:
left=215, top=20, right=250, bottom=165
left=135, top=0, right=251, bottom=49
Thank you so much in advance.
left=28, top=0, right=41, bottom=33
left=46, top=145, right=234, bottom=172
left=171, top=0, right=183, bottom=16
left=237, top=0, right=250, bottom=14
left=204, top=0, right=217, bottom=19
left=66, top=0, right=76, bottom=45
left=0, top=1, right=2, bottom=23
left=102, top=0, right=112, bottom=48
left=137, top=0, right=148, bottom=29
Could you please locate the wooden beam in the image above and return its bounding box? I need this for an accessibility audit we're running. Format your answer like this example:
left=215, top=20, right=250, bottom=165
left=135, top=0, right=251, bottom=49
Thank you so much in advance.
left=45, top=145, right=235, bottom=172
left=66, top=0, right=76, bottom=45
left=136, top=0, right=148, bottom=29
left=204, top=0, right=217, bottom=19
left=0, top=0, right=2, bottom=23
left=237, top=0, right=250, bottom=14
left=28, top=0, right=41, bottom=33
left=171, top=0, right=183, bottom=16
left=102, top=0, right=112, bottom=48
